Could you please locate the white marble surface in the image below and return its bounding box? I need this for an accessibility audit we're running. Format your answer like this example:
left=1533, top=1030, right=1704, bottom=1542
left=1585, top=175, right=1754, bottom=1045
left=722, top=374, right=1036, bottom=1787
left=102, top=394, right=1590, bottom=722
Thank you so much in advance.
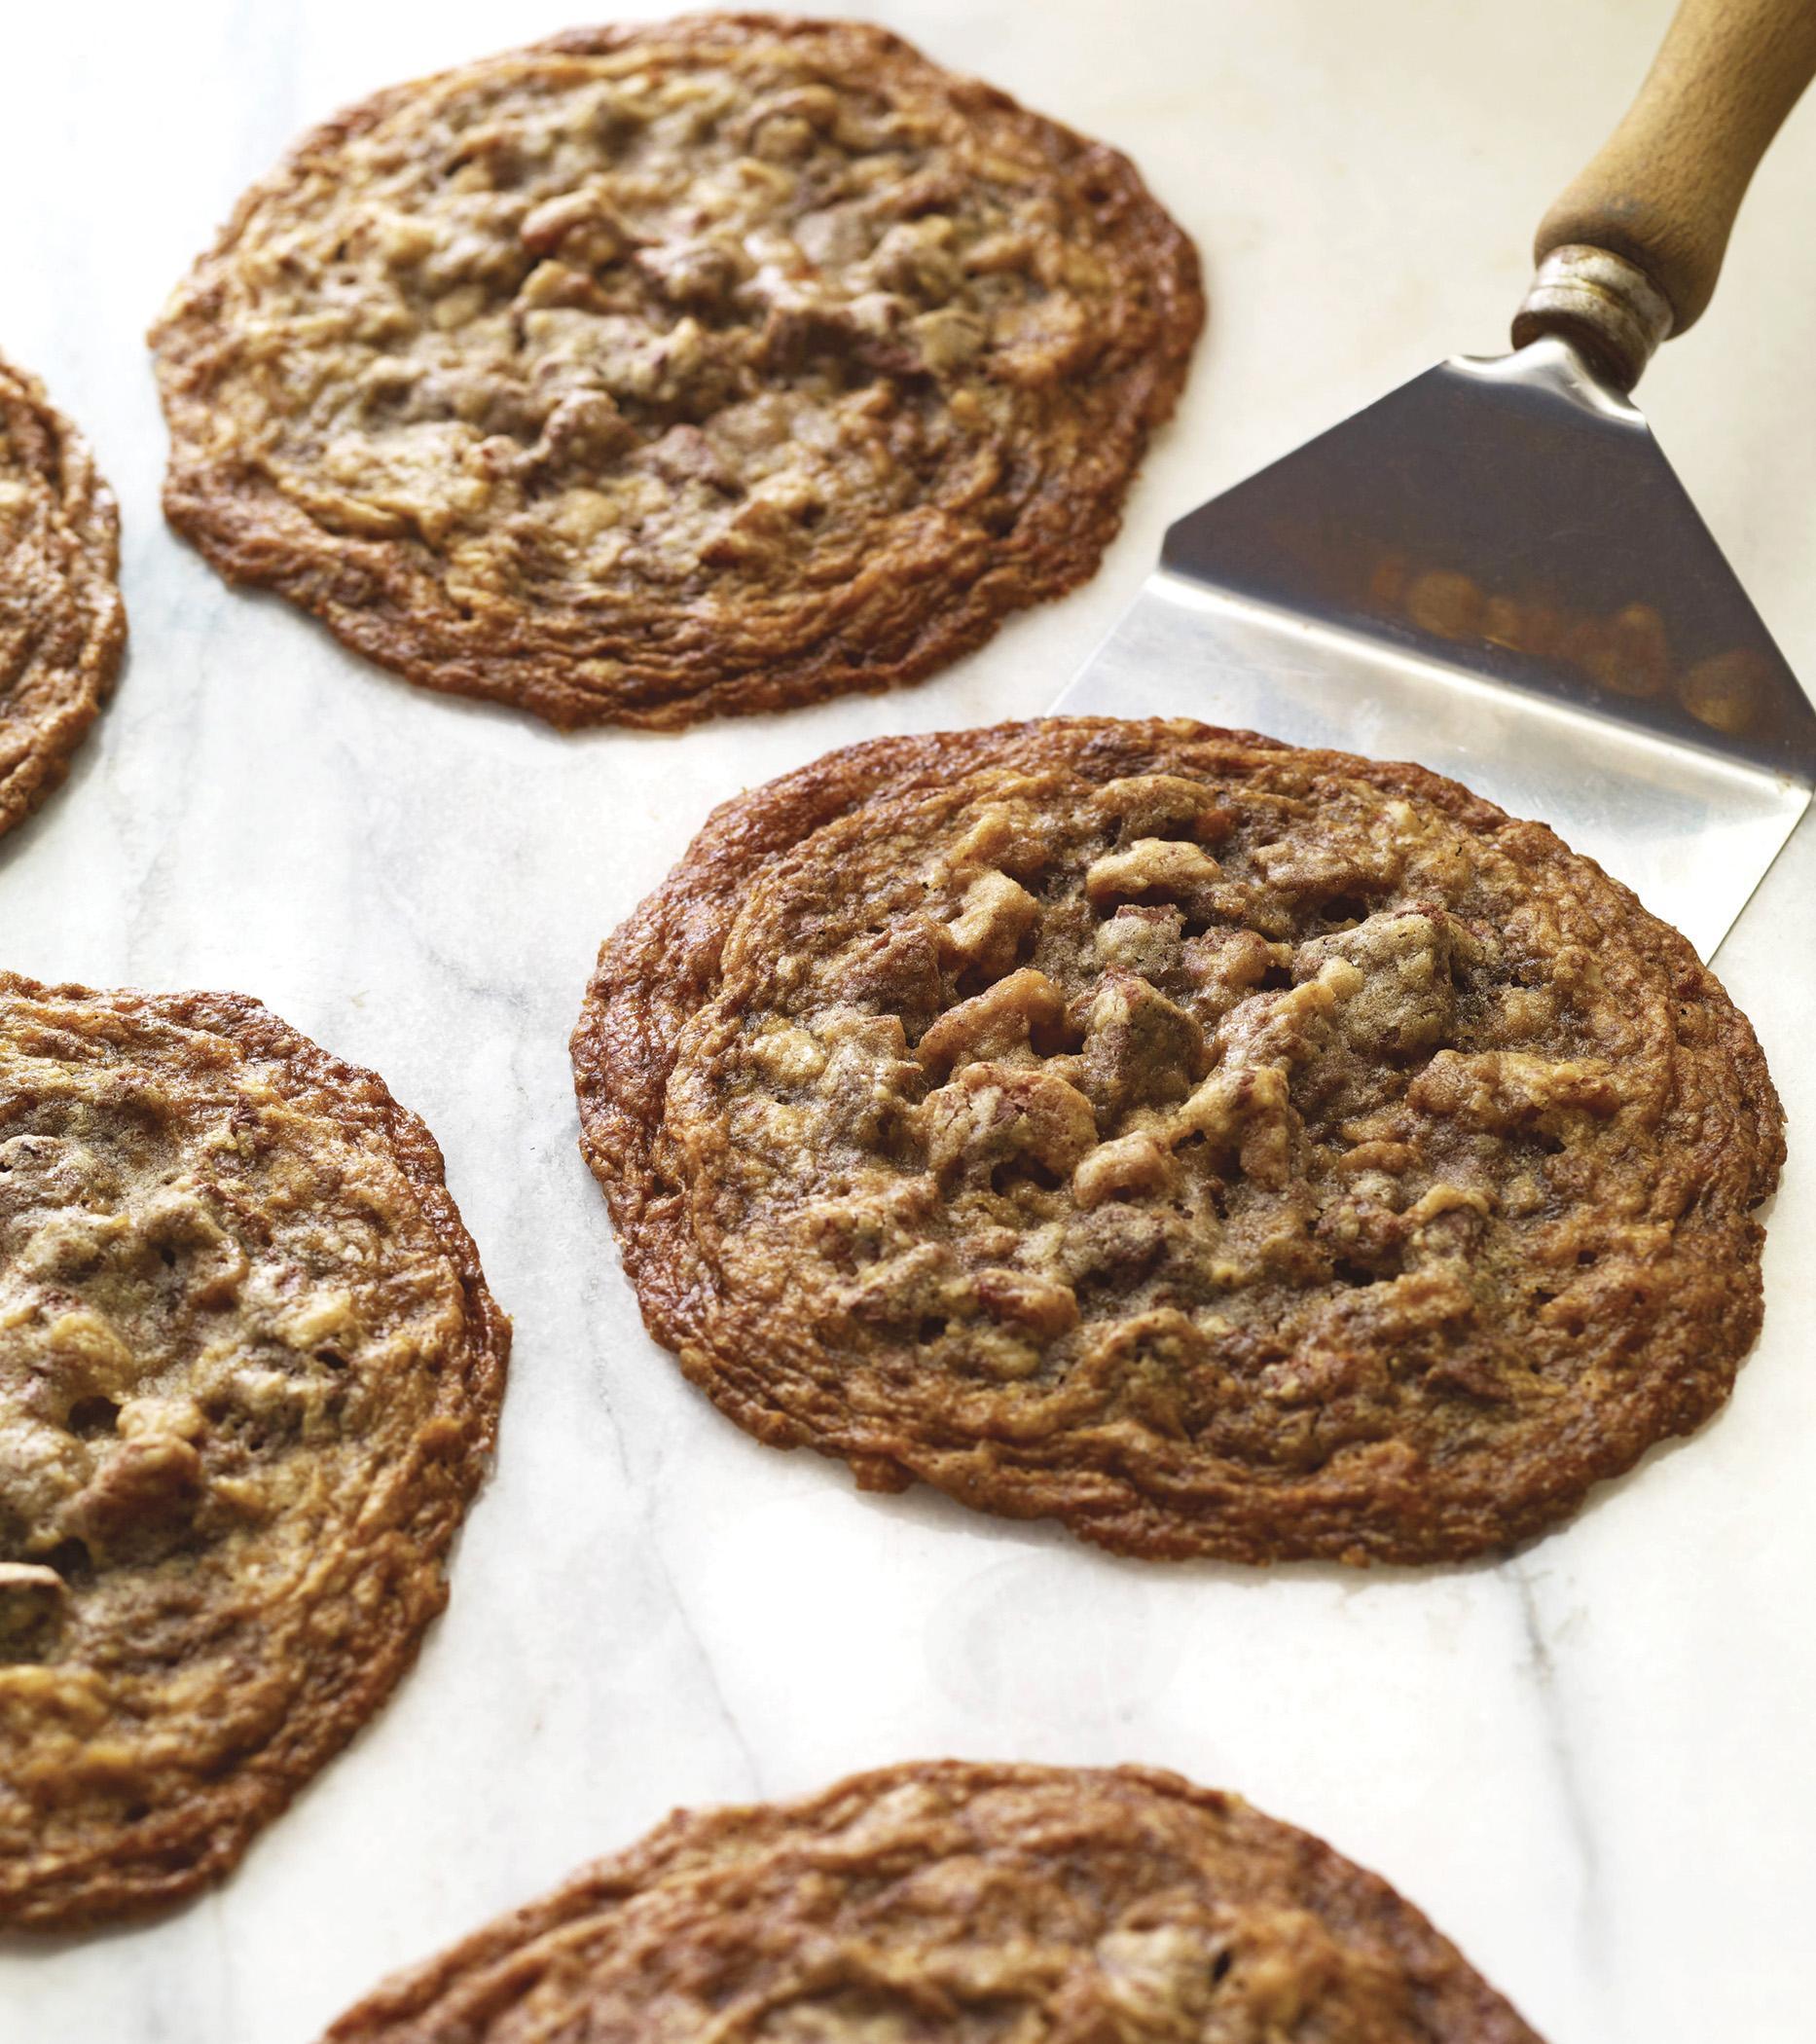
left=3, top=2, right=1814, bottom=2037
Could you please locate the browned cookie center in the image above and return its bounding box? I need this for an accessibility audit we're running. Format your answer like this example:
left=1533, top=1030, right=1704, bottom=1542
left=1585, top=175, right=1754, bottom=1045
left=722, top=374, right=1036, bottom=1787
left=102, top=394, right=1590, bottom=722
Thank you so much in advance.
left=1, top=1016, right=460, bottom=1619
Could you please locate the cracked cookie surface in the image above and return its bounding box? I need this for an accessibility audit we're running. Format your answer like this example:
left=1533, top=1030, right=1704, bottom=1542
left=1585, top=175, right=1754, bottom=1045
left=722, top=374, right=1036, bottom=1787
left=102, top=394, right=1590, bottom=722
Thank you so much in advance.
left=322, top=1761, right=1544, bottom=2042
left=151, top=15, right=1202, bottom=730
left=572, top=718, right=1782, bottom=1564
left=1, top=355, right=125, bottom=842
left=0, top=974, right=509, bottom=1929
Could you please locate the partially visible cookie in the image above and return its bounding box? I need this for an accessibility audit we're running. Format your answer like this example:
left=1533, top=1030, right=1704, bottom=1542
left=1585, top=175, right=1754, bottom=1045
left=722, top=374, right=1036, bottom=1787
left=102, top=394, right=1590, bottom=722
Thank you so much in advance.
left=151, top=15, right=1202, bottom=729
left=322, top=1760, right=1544, bottom=2042
left=573, top=717, right=1783, bottom=1565
left=0, top=356, right=125, bottom=840
left=0, top=974, right=509, bottom=1930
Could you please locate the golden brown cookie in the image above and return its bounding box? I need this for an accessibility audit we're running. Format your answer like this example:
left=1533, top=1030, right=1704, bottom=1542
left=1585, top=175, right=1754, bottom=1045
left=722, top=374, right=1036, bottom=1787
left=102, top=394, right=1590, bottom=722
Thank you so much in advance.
left=150, top=15, right=1201, bottom=730
left=572, top=718, right=1783, bottom=1565
left=1, top=356, right=126, bottom=841
left=322, top=1761, right=1544, bottom=2042
left=0, top=973, right=509, bottom=1930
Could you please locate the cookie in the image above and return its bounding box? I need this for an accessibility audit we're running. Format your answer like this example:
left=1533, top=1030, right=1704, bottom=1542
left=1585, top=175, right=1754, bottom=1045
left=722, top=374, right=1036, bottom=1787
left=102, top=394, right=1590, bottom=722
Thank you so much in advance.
left=572, top=718, right=1782, bottom=1565
left=150, top=15, right=1201, bottom=730
left=0, top=355, right=126, bottom=841
left=322, top=1760, right=1543, bottom=2041
left=0, top=974, right=509, bottom=1929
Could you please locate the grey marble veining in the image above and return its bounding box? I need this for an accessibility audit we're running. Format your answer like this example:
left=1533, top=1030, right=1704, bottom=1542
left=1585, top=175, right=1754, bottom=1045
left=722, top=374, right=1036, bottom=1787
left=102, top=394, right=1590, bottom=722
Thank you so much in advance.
left=3, top=3, right=1814, bottom=2040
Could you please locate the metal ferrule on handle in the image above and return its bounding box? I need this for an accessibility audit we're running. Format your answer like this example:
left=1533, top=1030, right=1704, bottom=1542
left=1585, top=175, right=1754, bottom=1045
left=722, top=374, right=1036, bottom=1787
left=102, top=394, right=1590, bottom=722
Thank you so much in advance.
left=1511, top=245, right=1674, bottom=390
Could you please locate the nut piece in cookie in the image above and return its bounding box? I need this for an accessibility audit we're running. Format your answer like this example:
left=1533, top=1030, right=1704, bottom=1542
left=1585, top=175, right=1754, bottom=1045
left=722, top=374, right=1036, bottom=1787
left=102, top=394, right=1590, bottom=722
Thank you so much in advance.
left=151, top=17, right=1202, bottom=729
left=0, top=356, right=126, bottom=841
left=572, top=717, right=1783, bottom=1565
left=0, top=973, right=509, bottom=1931
left=319, top=1761, right=1546, bottom=2043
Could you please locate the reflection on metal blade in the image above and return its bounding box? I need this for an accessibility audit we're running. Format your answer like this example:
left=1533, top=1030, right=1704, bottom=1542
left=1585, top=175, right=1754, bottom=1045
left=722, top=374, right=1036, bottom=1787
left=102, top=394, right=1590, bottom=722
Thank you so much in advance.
left=1056, top=338, right=1816, bottom=961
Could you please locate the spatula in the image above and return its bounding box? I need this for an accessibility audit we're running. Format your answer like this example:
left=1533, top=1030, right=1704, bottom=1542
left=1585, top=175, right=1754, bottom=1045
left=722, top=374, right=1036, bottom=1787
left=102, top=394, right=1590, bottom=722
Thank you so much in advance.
left=1057, top=0, right=1816, bottom=960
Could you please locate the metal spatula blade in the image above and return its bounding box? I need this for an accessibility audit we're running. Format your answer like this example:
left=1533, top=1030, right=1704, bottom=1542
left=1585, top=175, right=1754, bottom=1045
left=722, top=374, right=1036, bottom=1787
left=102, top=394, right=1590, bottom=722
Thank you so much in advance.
left=1057, top=0, right=1816, bottom=961
left=1055, top=337, right=1816, bottom=959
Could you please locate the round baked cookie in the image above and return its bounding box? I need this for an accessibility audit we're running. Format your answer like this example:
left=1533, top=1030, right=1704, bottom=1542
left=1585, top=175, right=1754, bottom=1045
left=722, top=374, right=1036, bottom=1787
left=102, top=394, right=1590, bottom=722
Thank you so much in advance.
left=149, top=15, right=1202, bottom=730
left=1, top=355, right=126, bottom=841
left=322, top=1760, right=1543, bottom=2042
left=572, top=718, right=1783, bottom=1565
left=0, top=974, right=509, bottom=1930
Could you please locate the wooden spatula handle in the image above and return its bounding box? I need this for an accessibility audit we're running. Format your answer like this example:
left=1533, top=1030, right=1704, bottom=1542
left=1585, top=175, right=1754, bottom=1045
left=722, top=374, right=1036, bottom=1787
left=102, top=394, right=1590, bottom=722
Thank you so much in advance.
left=1512, top=0, right=1816, bottom=386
